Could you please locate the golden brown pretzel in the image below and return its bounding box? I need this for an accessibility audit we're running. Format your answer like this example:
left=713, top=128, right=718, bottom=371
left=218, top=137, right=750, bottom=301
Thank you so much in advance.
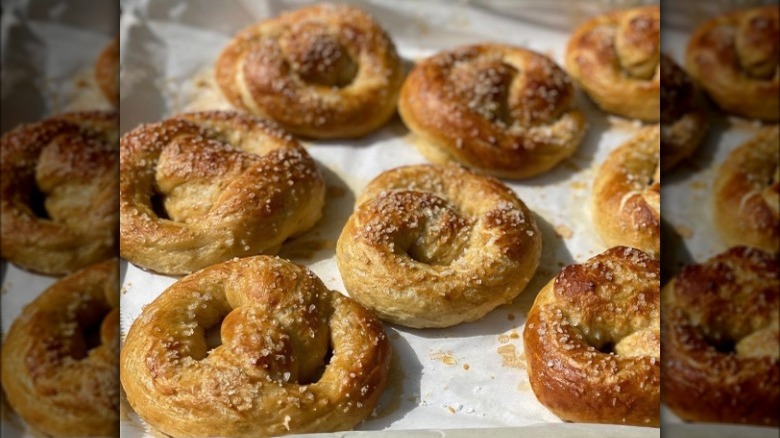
left=215, top=4, right=403, bottom=139
left=686, top=6, right=779, bottom=121
left=95, top=37, right=119, bottom=107
left=121, top=256, right=390, bottom=437
left=399, top=44, right=586, bottom=179
left=592, top=126, right=660, bottom=257
left=662, top=247, right=779, bottom=425
left=660, top=54, right=707, bottom=172
left=337, top=164, right=541, bottom=328
left=1, top=259, right=119, bottom=436
left=119, top=110, right=325, bottom=275
left=566, top=5, right=660, bottom=120
left=713, top=125, right=779, bottom=254
left=0, top=111, right=119, bottom=275
left=523, top=247, right=660, bottom=426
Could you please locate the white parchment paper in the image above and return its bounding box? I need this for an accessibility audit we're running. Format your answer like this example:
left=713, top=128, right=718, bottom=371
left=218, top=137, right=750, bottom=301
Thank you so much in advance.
left=117, top=1, right=661, bottom=437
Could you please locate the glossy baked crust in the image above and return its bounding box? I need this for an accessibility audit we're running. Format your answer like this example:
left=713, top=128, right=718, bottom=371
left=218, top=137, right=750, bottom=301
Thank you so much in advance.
left=662, top=247, right=779, bottom=425
left=523, top=247, right=660, bottom=426
left=119, top=110, right=325, bottom=275
left=399, top=44, right=586, bottom=179
left=592, top=126, right=660, bottom=257
left=566, top=5, right=660, bottom=120
left=215, top=4, right=403, bottom=139
left=686, top=6, right=779, bottom=121
left=1, top=259, right=119, bottom=436
left=337, top=164, right=541, bottom=328
left=0, top=111, right=119, bottom=275
left=120, top=256, right=390, bottom=437
left=713, top=125, right=779, bottom=254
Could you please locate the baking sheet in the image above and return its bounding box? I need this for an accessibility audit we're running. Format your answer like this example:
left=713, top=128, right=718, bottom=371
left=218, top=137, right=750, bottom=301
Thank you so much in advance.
left=117, top=0, right=660, bottom=436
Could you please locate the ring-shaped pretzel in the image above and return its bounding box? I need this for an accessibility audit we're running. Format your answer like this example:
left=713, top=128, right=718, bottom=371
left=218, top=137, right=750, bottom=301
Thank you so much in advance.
left=119, top=110, right=325, bottom=275
left=120, top=256, right=390, bottom=437
left=215, top=4, right=403, bottom=139
left=337, top=164, right=541, bottom=328
left=1, top=259, right=119, bottom=436
left=399, top=44, right=586, bottom=179
left=523, top=247, right=660, bottom=426
left=0, top=110, right=118, bottom=275
left=566, top=5, right=660, bottom=120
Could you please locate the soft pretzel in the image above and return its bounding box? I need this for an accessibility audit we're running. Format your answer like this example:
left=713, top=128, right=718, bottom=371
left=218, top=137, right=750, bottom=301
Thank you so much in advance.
left=713, top=125, right=779, bottom=254
left=662, top=247, right=779, bottom=425
left=592, top=126, right=660, bottom=257
left=0, top=111, right=119, bottom=275
left=660, top=54, right=707, bottom=172
left=121, top=256, right=390, bottom=437
left=119, top=110, right=325, bottom=275
left=1, top=259, right=119, bottom=437
left=686, top=6, right=779, bottom=121
left=399, top=44, right=586, bottom=179
left=566, top=5, right=660, bottom=120
left=95, top=37, right=119, bottom=107
left=523, top=246, right=660, bottom=426
left=215, top=4, right=403, bottom=139
left=336, top=164, right=541, bottom=328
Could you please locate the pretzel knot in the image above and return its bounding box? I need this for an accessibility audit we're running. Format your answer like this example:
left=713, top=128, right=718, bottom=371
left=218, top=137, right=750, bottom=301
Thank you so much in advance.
left=1, top=259, right=119, bottom=436
left=660, top=54, right=707, bottom=172
left=686, top=6, right=779, bottom=121
left=662, top=247, right=779, bottom=425
left=337, top=164, right=541, bottom=328
left=399, top=44, right=586, bottom=179
left=714, top=126, right=779, bottom=254
left=120, top=256, right=390, bottom=437
left=523, top=247, right=660, bottom=426
left=592, top=126, right=660, bottom=257
left=215, top=4, right=403, bottom=139
left=119, top=111, right=325, bottom=275
left=566, top=5, right=660, bottom=120
left=0, top=111, right=118, bottom=275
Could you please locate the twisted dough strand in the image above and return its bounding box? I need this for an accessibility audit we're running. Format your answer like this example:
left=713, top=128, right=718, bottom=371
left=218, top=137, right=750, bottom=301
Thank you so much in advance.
left=662, top=247, right=779, bottom=425
left=119, top=111, right=325, bottom=275
left=523, top=247, right=660, bottom=426
left=0, top=111, right=118, bottom=275
left=121, top=256, right=390, bottom=437
left=686, top=6, right=779, bottom=121
left=216, top=4, right=403, bottom=138
left=337, top=164, right=541, bottom=328
left=566, top=5, right=660, bottom=120
left=1, top=259, right=119, bottom=436
left=400, top=45, right=586, bottom=179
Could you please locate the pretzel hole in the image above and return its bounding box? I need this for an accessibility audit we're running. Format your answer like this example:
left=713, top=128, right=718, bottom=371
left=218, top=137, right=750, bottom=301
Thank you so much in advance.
left=283, top=26, right=358, bottom=88
left=596, top=341, right=616, bottom=355
left=150, top=192, right=170, bottom=220
left=29, top=185, right=51, bottom=219
left=82, top=319, right=104, bottom=352
left=204, top=324, right=222, bottom=351
left=301, top=346, right=333, bottom=385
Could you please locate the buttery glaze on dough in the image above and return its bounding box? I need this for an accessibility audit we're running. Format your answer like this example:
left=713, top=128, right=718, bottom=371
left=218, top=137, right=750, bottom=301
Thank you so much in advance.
left=662, top=247, right=779, bottom=425
left=524, top=247, right=660, bottom=426
left=0, top=110, right=118, bottom=275
left=119, top=110, right=325, bottom=275
left=121, top=256, right=390, bottom=437
left=337, top=164, right=541, bottom=328
left=400, top=44, right=586, bottom=179
left=1, top=259, right=119, bottom=436
left=215, top=4, right=403, bottom=139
